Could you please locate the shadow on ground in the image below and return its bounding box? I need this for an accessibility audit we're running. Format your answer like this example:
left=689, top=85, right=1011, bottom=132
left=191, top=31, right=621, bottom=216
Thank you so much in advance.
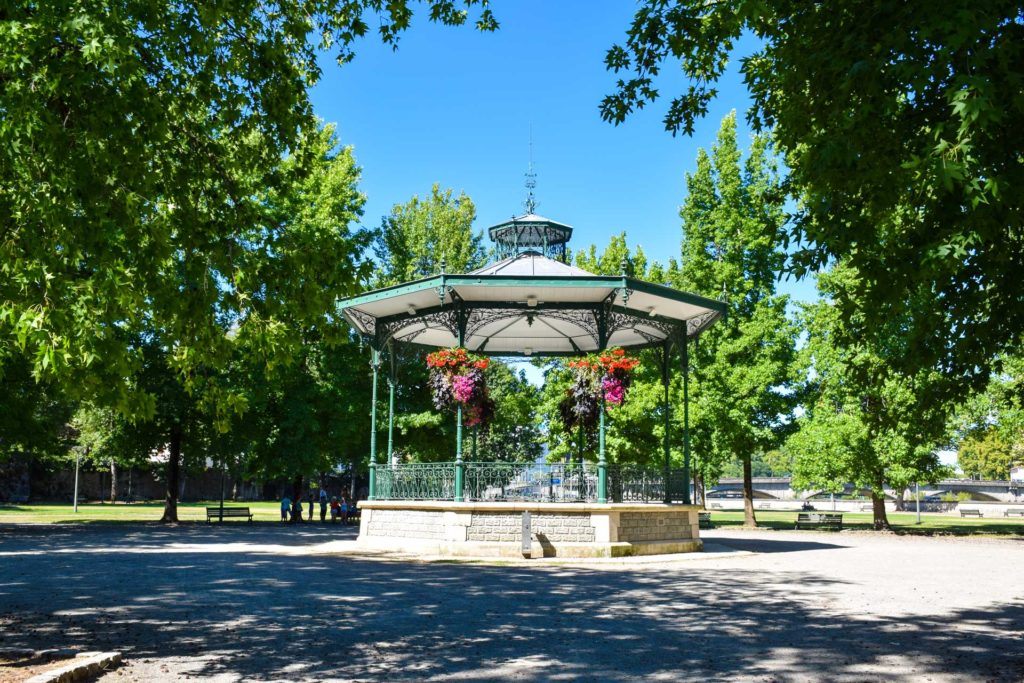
left=704, top=535, right=848, bottom=554
left=0, top=524, right=1020, bottom=681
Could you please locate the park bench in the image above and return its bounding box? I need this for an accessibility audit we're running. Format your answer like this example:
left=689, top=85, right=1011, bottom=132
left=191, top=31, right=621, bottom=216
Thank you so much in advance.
left=206, top=506, right=253, bottom=523
left=709, top=502, right=723, bottom=509
left=1004, top=508, right=1024, bottom=518
left=698, top=511, right=713, bottom=529
left=959, top=508, right=983, bottom=518
left=794, top=512, right=843, bottom=530
left=756, top=503, right=771, bottom=510
left=859, top=504, right=873, bottom=512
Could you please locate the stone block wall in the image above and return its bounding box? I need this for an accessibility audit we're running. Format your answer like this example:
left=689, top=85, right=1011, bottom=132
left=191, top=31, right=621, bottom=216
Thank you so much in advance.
left=366, top=508, right=446, bottom=539
left=617, top=511, right=694, bottom=542
left=467, top=512, right=596, bottom=543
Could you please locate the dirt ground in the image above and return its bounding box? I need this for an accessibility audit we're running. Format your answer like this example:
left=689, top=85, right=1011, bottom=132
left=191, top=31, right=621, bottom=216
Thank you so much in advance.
left=0, top=523, right=1021, bottom=682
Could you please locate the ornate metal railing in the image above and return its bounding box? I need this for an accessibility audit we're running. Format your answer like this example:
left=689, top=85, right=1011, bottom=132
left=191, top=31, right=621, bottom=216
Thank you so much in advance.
left=464, top=462, right=599, bottom=502
left=375, top=462, right=456, bottom=500
left=373, top=461, right=690, bottom=504
left=608, top=465, right=690, bottom=503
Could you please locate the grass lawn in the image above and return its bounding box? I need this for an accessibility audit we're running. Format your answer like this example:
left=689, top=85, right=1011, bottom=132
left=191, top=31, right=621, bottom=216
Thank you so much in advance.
left=2, top=502, right=1021, bottom=535
left=708, top=509, right=1024, bottom=535
left=0, top=501, right=285, bottom=524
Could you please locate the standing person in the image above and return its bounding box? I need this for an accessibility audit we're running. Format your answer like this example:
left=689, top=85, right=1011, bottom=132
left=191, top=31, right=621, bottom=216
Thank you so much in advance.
left=319, top=487, right=328, bottom=522
left=330, top=496, right=341, bottom=522
left=307, top=490, right=314, bottom=522
left=340, top=497, right=349, bottom=525
left=280, top=494, right=291, bottom=522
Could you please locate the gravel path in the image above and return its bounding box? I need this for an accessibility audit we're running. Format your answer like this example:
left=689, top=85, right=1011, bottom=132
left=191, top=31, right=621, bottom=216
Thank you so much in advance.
left=0, top=523, right=1021, bottom=682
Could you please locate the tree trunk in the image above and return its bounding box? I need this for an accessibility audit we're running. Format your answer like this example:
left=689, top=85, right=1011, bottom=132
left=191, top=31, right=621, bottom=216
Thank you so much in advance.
left=160, top=423, right=182, bottom=522
left=742, top=454, right=757, bottom=528
left=872, top=491, right=891, bottom=530
left=109, top=460, right=118, bottom=504
left=694, top=470, right=705, bottom=508
left=231, top=479, right=238, bottom=502
left=894, top=489, right=906, bottom=512
left=290, top=474, right=304, bottom=523
left=127, top=467, right=133, bottom=503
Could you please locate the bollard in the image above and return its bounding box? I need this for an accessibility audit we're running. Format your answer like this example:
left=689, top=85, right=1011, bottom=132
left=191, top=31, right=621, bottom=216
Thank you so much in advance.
left=521, top=511, right=532, bottom=558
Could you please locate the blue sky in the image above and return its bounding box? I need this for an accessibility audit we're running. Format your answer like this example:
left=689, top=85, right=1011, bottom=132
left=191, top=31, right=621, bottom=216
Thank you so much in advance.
left=309, top=0, right=816, bottom=304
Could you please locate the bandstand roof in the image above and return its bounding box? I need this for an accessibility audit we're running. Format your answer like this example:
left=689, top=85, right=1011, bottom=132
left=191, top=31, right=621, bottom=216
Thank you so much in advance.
left=340, top=250, right=726, bottom=356
left=487, top=213, right=573, bottom=249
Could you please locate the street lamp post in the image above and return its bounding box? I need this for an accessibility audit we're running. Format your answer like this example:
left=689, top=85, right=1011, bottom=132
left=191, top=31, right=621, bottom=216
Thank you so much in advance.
left=916, top=481, right=921, bottom=525
left=73, top=448, right=81, bottom=513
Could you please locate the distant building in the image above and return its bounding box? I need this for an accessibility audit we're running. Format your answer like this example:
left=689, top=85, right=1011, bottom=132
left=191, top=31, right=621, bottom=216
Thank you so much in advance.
left=1011, top=462, right=1024, bottom=484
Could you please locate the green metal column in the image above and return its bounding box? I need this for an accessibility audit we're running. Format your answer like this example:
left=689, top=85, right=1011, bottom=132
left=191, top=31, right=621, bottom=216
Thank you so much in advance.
left=472, top=425, right=478, bottom=459
left=577, top=421, right=584, bottom=466
left=454, top=408, right=464, bottom=501
left=387, top=343, right=396, bottom=466
left=682, top=332, right=692, bottom=505
left=454, top=312, right=465, bottom=502
left=662, top=339, right=672, bottom=504
left=368, top=346, right=380, bottom=500
left=598, top=390, right=607, bottom=504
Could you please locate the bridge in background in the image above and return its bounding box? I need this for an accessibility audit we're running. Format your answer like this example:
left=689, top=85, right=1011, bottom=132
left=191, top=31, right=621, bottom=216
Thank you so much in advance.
left=710, top=477, right=1024, bottom=503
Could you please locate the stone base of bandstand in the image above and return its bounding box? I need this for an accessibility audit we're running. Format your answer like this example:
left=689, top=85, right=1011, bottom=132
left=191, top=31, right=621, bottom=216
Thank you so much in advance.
left=357, top=501, right=703, bottom=558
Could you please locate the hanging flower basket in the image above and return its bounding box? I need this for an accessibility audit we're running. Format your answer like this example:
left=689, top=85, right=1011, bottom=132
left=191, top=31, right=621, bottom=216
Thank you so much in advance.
left=559, top=348, right=640, bottom=430
left=426, top=347, right=495, bottom=428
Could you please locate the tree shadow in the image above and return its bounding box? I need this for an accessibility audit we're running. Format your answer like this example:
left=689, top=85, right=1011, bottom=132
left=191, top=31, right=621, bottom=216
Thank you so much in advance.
left=703, top=534, right=849, bottom=554
left=0, top=525, right=1020, bottom=682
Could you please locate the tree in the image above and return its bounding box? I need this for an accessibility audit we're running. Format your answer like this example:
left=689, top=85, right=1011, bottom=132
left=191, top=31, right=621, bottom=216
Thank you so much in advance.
left=474, top=363, right=543, bottom=463
left=231, top=330, right=371, bottom=519
left=0, top=1, right=495, bottom=417
left=788, top=265, right=952, bottom=529
left=367, top=186, right=524, bottom=465
left=947, top=350, right=1024, bottom=478
left=602, top=1, right=1024, bottom=392
left=0, top=352, right=73, bottom=461
left=958, top=428, right=1015, bottom=481
left=676, top=113, right=798, bottom=526
left=71, top=403, right=139, bottom=503
left=374, top=184, right=485, bottom=285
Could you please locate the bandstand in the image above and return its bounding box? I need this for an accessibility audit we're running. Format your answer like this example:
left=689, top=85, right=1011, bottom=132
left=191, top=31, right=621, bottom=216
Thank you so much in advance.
left=339, top=210, right=725, bottom=557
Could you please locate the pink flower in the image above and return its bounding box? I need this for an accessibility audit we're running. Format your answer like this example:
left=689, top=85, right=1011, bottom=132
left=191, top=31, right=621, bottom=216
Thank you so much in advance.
left=602, top=377, right=625, bottom=405
left=452, top=374, right=476, bottom=404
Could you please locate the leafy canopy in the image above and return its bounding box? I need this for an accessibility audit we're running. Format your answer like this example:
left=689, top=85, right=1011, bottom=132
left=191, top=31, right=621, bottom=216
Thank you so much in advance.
left=787, top=265, right=953, bottom=527
left=676, top=113, right=798, bottom=493
left=374, top=184, right=485, bottom=285
left=602, top=1, right=1024, bottom=388
left=0, top=1, right=495, bottom=416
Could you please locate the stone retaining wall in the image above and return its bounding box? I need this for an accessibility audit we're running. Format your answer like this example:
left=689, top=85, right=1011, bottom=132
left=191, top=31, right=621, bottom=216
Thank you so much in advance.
left=467, top=512, right=595, bottom=543
left=617, top=511, right=692, bottom=542
left=367, top=508, right=446, bottom=539
left=358, top=502, right=702, bottom=558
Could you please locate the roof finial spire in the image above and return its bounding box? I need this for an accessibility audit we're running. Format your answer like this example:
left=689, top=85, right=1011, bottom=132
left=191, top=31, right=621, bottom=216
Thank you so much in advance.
left=524, top=127, right=537, bottom=215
